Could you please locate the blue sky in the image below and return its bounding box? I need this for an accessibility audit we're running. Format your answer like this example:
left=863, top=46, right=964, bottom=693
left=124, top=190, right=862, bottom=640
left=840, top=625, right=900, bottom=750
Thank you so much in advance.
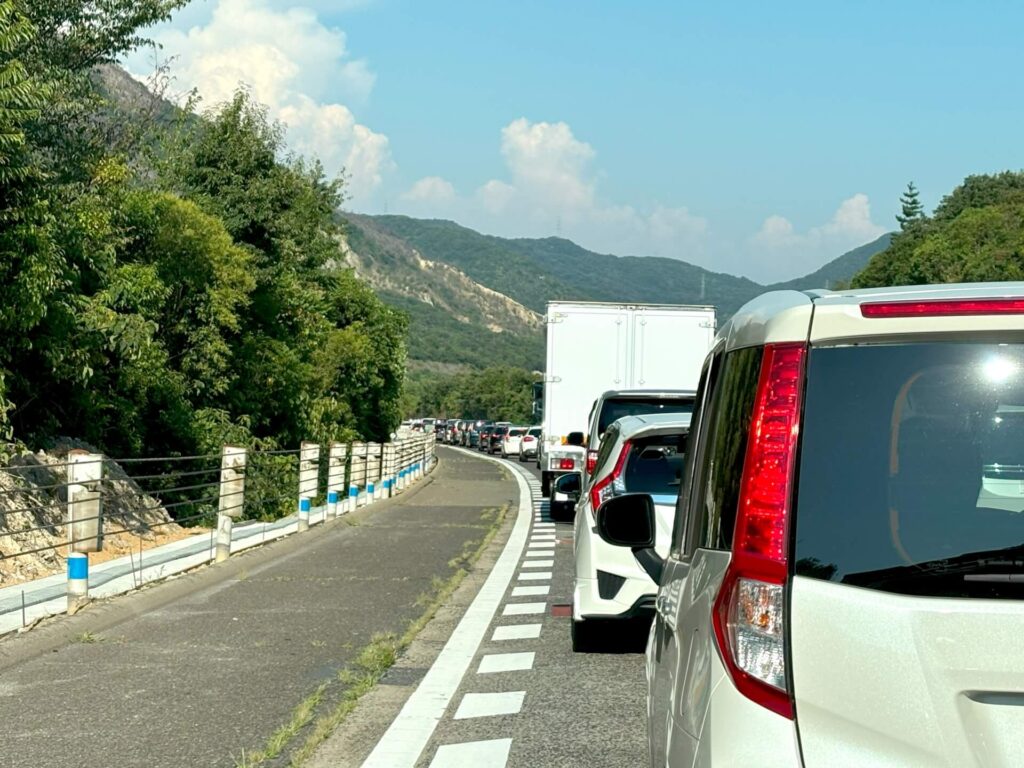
left=126, top=0, right=1024, bottom=282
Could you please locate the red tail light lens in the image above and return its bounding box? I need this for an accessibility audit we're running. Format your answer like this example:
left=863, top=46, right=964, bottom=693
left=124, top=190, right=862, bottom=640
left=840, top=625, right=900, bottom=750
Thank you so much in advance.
left=586, top=450, right=598, bottom=474
left=861, top=298, right=1024, bottom=318
left=558, top=458, right=575, bottom=470
left=589, top=441, right=630, bottom=511
left=712, top=342, right=806, bottom=721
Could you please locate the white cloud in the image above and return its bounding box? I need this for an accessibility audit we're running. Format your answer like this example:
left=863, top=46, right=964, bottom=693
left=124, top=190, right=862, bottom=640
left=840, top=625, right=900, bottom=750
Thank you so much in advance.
left=402, top=176, right=457, bottom=204
left=130, top=0, right=391, bottom=201
left=750, top=194, right=886, bottom=280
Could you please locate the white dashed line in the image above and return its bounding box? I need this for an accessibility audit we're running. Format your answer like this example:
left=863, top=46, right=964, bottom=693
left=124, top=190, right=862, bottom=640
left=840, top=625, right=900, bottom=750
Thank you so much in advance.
left=517, top=572, right=552, bottom=581
left=521, top=560, right=554, bottom=569
left=429, top=738, right=512, bottom=767
left=492, top=623, right=542, bottom=641
left=477, top=652, right=535, bottom=674
left=523, top=551, right=550, bottom=558
left=454, top=691, right=526, bottom=719
left=502, top=601, right=547, bottom=616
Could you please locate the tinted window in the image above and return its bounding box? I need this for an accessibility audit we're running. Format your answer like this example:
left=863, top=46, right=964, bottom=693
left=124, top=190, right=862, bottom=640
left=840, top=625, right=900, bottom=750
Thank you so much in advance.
left=508, top=428, right=526, bottom=437
left=672, top=359, right=716, bottom=556
left=592, top=424, right=621, bottom=478
left=688, top=346, right=763, bottom=552
left=597, top=397, right=694, bottom=436
left=795, top=343, right=1024, bottom=599
left=528, top=428, right=542, bottom=437
left=624, top=434, right=687, bottom=498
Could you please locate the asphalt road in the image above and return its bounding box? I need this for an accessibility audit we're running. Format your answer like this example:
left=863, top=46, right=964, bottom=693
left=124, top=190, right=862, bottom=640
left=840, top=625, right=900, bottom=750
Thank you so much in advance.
left=0, top=448, right=516, bottom=768
left=310, top=447, right=650, bottom=768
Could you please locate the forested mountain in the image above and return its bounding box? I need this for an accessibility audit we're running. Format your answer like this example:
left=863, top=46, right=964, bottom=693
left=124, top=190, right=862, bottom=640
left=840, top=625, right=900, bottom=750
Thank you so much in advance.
left=341, top=214, right=893, bottom=369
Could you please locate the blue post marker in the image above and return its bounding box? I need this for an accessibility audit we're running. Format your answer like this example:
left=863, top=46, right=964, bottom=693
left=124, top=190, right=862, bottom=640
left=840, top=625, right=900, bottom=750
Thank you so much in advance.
left=348, top=484, right=358, bottom=513
left=67, top=552, right=88, bottom=612
left=328, top=490, right=339, bottom=518
left=367, top=482, right=375, bottom=502
left=298, top=496, right=311, bottom=532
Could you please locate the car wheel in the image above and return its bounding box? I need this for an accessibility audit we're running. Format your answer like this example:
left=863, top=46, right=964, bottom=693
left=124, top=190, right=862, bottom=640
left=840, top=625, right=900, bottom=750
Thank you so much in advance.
left=571, top=618, right=597, bottom=653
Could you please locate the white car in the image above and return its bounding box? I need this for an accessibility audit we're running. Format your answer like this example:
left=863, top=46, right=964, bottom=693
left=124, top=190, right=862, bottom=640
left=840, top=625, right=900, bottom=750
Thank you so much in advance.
left=594, top=283, right=1024, bottom=767
left=571, top=412, right=690, bottom=652
left=501, top=427, right=527, bottom=458
left=519, top=426, right=542, bottom=462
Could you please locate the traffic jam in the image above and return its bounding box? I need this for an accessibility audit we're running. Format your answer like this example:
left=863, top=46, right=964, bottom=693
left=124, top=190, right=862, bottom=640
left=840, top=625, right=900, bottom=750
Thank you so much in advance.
left=421, top=286, right=1024, bottom=767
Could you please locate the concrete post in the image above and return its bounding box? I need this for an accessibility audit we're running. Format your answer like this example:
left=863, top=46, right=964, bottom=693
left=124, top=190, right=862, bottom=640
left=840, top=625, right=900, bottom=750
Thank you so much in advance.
left=298, top=441, right=319, bottom=531
left=365, top=442, right=380, bottom=502
left=68, top=452, right=103, bottom=554
left=67, top=552, right=88, bottom=613
left=328, top=442, right=347, bottom=518
left=215, top=446, right=246, bottom=563
left=383, top=443, right=396, bottom=498
left=353, top=442, right=369, bottom=507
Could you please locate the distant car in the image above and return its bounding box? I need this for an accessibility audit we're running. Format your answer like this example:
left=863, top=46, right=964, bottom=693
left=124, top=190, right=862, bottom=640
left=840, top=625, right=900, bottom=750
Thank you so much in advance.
left=584, top=390, right=696, bottom=476
left=501, top=427, right=527, bottom=458
left=519, top=426, right=542, bottom=462
left=488, top=424, right=510, bottom=454
left=570, top=413, right=690, bottom=652
left=477, top=422, right=495, bottom=451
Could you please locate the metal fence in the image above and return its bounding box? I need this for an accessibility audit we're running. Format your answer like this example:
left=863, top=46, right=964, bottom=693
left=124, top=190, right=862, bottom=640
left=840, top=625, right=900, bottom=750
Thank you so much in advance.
left=0, top=433, right=436, bottom=627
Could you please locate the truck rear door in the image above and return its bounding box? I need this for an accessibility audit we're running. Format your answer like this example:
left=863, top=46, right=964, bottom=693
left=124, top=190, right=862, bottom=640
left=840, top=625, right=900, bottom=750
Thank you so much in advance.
left=545, top=304, right=629, bottom=440
left=628, top=307, right=713, bottom=389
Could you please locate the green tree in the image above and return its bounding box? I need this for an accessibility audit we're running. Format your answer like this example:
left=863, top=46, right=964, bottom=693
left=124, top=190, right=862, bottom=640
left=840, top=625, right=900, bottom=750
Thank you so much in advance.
left=895, top=181, right=925, bottom=230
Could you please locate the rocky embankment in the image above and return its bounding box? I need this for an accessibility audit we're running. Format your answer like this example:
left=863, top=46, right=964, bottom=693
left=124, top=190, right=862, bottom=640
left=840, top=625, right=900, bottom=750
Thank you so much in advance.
left=0, top=444, right=180, bottom=586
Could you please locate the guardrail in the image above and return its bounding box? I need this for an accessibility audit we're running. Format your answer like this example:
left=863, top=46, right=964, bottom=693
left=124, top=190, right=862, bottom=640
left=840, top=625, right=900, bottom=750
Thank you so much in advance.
left=0, top=433, right=436, bottom=632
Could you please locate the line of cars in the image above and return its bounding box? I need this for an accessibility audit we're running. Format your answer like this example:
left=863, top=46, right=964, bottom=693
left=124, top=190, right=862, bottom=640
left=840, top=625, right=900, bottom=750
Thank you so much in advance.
left=547, top=283, right=1024, bottom=767
left=429, top=418, right=543, bottom=462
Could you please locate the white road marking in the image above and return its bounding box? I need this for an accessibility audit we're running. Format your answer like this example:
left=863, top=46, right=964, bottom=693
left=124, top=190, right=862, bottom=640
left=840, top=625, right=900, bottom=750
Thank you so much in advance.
left=360, top=452, right=533, bottom=768
left=429, top=738, right=512, bottom=767
left=517, top=572, right=552, bottom=581
left=523, top=551, right=550, bottom=558
left=511, top=585, right=549, bottom=597
left=492, top=623, right=542, bottom=641
left=520, top=560, right=554, bottom=569
left=454, top=691, right=526, bottom=719
left=477, top=652, right=535, bottom=674
left=502, top=602, right=547, bottom=616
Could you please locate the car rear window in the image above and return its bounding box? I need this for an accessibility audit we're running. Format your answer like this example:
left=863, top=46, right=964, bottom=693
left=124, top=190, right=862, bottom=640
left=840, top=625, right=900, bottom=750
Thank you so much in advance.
left=527, top=428, right=541, bottom=437
left=508, top=428, right=526, bottom=437
left=623, top=434, right=687, bottom=500
left=597, top=397, right=694, bottom=436
left=794, top=342, right=1024, bottom=599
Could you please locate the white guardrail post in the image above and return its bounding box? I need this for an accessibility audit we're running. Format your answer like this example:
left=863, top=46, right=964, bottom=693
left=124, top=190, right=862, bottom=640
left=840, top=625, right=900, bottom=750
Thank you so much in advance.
left=298, top=441, right=319, bottom=531
left=384, top=442, right=396, bottom=498
left=367, top=442, right=381, bottom=502
left=354, top=442, right=369, bottom=507
left=215, top=446, right=246, bottom=562
left=328, top=442, right=346, bottom=518
left=67, top=452, right=103, bottom=612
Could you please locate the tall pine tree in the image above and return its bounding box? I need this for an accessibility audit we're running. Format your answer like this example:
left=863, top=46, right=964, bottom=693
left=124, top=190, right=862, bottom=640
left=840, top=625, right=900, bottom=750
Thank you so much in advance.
left=896, top=181, right=925, bottom=229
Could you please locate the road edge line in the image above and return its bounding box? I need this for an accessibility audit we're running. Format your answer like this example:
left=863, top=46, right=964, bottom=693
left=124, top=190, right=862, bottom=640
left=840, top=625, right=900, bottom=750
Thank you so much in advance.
left=359, top=450, right=532, bottom=768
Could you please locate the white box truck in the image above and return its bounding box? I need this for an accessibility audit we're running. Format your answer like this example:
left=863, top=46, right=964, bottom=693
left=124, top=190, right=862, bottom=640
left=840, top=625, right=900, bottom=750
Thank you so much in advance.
left=538, top=301, right=716, bottom=495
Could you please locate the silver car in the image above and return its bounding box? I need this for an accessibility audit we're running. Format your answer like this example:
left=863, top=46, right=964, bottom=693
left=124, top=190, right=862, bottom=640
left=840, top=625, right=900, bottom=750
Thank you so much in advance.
left=597, top=283, right=1024, bottom=767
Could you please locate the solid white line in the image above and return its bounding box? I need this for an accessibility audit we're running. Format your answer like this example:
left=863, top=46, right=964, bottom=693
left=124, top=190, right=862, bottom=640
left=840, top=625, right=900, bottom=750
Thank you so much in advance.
left=521, top=560, right=554, bottom=569
left=477, top=651, right=535, bottom=674
left=454, top=691, right=526, bottom=719
left=429, top=739, right=512, bottom=768
left=511, top=585, right=550, bottom=597
left=493, top=623, right=542, bottom=641
left=360, top=452, right=533, bottom=768
left=503, top=602, right=547, bottom=615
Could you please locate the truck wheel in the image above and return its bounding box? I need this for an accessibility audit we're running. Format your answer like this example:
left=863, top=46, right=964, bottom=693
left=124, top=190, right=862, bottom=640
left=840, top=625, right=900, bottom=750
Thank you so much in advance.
left=541, top=472, right=551, bottom=497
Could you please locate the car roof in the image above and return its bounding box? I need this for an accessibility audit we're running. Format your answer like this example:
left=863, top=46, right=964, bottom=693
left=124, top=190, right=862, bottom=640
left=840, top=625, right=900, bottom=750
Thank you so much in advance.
left=596, top=389, right=697, bottom=400
left=721, top=282, right=1024, bottom=352
left=611, top=412, right=692, bottom=438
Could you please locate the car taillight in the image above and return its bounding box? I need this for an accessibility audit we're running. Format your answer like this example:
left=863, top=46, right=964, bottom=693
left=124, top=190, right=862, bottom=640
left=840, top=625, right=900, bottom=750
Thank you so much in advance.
left=712, top=342, right=805, bottom=721
left=558, top=458, right=575, bottom=470
left=589, top=441, right=630, bottom=511
left=586, top=450, right=598, bottom=474
left=861, top=297, right=1024, bottom=317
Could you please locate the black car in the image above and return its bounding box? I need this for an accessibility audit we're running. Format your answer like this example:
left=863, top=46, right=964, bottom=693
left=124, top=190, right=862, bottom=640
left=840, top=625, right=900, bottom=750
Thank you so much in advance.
left=488, top=424, right=510, bottom=453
